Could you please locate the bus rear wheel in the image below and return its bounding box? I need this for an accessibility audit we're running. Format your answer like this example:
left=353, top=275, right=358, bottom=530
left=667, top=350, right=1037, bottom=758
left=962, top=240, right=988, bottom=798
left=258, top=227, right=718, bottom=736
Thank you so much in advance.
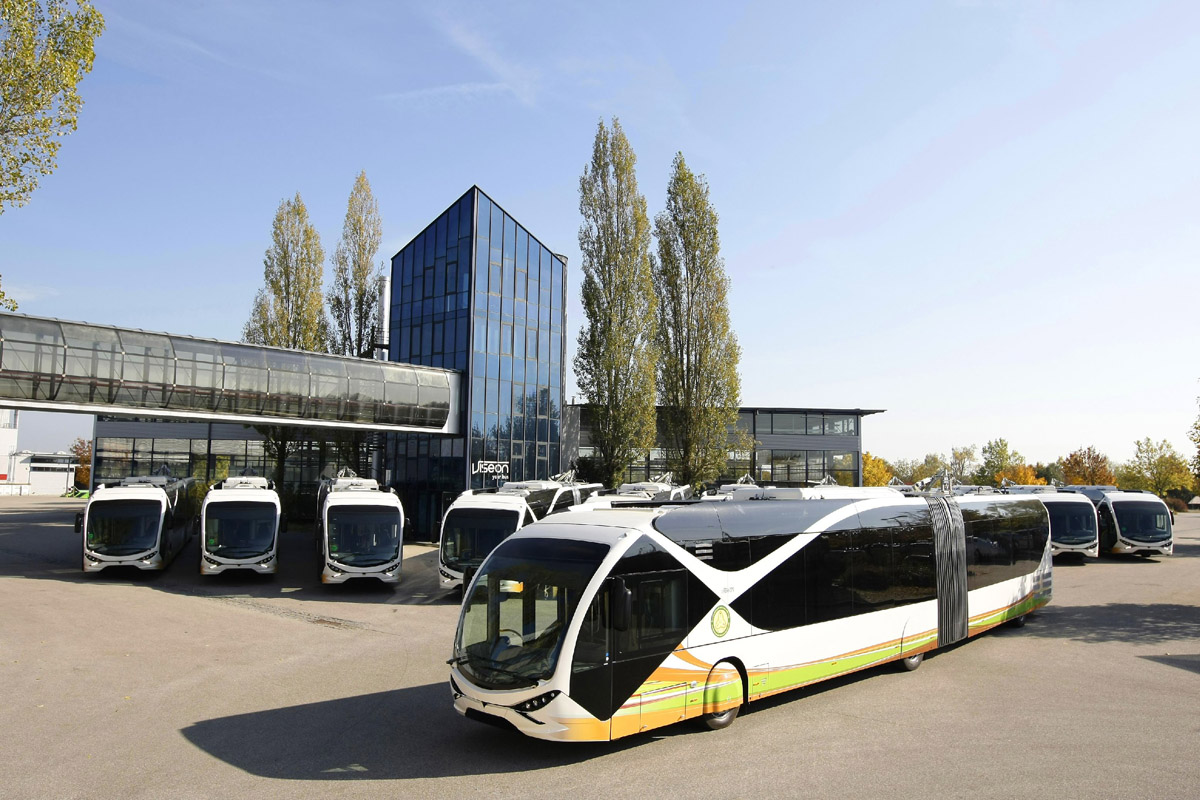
left=900, top=652, right=924, bottom=671
left=704, top=705, right=740, bottom=730
left=1009, top=614, right=1027, bottom=628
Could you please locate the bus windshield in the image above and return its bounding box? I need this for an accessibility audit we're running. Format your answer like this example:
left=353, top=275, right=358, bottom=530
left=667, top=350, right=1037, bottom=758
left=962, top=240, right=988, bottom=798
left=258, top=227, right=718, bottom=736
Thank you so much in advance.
left=1047, top=505, right=1096, bottom=545
left=441, top=507, right=522, bottom=572
left=454, top=537, right=608, bottom=690
left=206, top=501, right=277, bottom=559
left=86, top=499, right=162, bottom=556
left=1114, top=501, right=1171, bottom=542
left=328, top=506, right=401, bottom=567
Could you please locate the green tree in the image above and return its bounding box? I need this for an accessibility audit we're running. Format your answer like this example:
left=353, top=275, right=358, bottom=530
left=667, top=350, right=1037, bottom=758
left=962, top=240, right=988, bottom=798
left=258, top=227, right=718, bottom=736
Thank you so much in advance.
left=653, top=152, right=747, bottom=490
left=1034, top=461, right=1065, bottom=485
left=574, top=118, right=658, bottom=488
left=911, top=453, right=948, bottom=484
left=243, top=192, right=328, bottom=351
left=1189, top=396, right=1200, bottom=483
left=327, top=170, right=384, bottom=359
left=243, top=193, right=328, bottom=489
left=1, top=0, right=104, bottom=212
left=1060, top=446, right=1115, bottom=485
left=1119, top=438, right=1192, bottom=496
left=973, top=438, right=1022, bottom=486
left=0, top=273, right=16, bottom=310
left=862, top=451, right=892, bottom=486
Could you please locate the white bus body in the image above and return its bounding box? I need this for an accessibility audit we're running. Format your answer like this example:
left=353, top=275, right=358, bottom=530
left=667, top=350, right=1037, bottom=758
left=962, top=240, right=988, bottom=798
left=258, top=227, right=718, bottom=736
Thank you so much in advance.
left=438, top=478, right=603, bottom=591
left=318, top=476, right=405, bottom=584
left=200, top=476, right=282, bottom=575
left=1038, top=492, right=1099, bottom=558
left=450, top=493, right=1051, bottom=742
left=1066, top=487, right=1173, bottom=556
left=78, top=476, right=198, bottom=573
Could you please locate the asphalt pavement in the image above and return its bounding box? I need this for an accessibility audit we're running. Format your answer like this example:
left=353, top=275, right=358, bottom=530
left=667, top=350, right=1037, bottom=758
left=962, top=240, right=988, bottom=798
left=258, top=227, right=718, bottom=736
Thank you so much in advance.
left=1, top=496, right=1198, bottom=799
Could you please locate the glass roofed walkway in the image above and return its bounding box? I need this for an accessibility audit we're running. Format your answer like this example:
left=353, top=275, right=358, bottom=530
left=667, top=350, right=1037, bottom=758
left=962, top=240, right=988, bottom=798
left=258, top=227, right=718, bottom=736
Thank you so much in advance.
left=0, top=313, right=460, bottom=433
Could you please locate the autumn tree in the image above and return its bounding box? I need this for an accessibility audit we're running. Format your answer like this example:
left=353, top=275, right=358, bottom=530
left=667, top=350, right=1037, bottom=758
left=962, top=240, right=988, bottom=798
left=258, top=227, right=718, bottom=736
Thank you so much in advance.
left=1, top=0, right=104, bottom=212
left=995, top=463, right=1045, bottom=486
left=69, top=435, right=90, bottom=485
left=1118, top=438, right=1192, bottom=496
left=911, top=453, right=948, bottom=484
left=653, top=153, right=748, bottom=490
left=574, top=118, right=658, bottom=488
left=949, top=445, right=976, bottom=482
left=862, top=451, right=892, bottom=486
left=243, top=193, right=328, bottom=488
left=327, top=171, right=384, bottom=359
left=1060, top=446, right=1115, bottom=485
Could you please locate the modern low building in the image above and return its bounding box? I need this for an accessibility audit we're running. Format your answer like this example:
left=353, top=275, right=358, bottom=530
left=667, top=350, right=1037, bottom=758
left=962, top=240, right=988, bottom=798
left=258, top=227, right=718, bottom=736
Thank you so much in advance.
left=564, top=405, right=883, bottom=487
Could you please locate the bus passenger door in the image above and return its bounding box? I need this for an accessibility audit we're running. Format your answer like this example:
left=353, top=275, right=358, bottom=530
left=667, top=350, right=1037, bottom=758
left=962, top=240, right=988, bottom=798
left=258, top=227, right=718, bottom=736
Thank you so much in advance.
left=569, top=579, right=614, bottom=736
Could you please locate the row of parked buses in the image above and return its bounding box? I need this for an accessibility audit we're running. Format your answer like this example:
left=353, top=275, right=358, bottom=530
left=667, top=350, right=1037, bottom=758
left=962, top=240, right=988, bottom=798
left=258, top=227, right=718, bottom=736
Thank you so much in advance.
left=76, top=469, right=404, bottom=583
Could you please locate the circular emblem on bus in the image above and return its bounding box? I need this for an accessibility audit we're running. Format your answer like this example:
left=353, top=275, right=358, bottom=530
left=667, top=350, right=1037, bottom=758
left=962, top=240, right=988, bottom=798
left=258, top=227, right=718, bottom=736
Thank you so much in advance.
left=711, top=606, right=731, bottom=638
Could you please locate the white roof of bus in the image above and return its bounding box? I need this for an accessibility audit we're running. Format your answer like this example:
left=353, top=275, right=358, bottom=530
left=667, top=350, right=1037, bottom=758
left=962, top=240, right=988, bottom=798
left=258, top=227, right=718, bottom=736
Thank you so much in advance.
left=446, top=492, right=531, bottom=513
left=203, top=487, right=279, bottom=507
left=1101, top=490, right=1168, bottom=505
left=326, top=490, right=403, bottom=509
left=511, top=507, right=662, bottom=545
left=1036, top=492, right=1095, bottom=506
left=89, top=484, right=168, bottom=504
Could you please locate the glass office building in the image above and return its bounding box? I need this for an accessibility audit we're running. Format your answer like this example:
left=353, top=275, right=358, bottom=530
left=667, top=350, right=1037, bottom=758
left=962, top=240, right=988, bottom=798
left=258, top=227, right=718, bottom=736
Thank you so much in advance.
left=384, top=187, right=567, bottom=537
left=566, top=406, right=883, bottom=487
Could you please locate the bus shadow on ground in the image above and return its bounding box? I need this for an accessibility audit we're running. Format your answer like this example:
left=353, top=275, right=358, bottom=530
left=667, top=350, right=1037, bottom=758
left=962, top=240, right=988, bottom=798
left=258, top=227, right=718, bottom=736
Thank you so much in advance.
left=180, top=682, right=646, bottom=780
left=1026, top=603, right=1200, bottom=645
left=1140, top=653, right=1200, bottom=676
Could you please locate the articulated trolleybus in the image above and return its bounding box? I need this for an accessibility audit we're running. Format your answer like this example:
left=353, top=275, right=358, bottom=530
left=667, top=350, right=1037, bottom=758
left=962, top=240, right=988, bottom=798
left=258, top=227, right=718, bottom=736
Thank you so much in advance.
left=200, top=475, right=283, bottom=575
left=78, top=475, right=199, bottom=573
left=317, top=474, right=405, bottom=584
left=450, top=490, right=1051, bottom=741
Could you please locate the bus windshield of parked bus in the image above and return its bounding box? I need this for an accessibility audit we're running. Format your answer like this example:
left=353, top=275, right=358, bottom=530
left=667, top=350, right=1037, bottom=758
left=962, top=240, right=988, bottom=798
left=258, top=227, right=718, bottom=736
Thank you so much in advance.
left=1114, top=502, right=1171, bottom=541
left=1047, top=504, right=1096, bottom=545
left=441, top=508, right=522, bottom=573
left=328, top=506, right=401, bottom=567
left=454, top=536, right=608, bottom=690
left=86, top=500, right=162, bottom=556
left=206, top=501, right=277, bottom=559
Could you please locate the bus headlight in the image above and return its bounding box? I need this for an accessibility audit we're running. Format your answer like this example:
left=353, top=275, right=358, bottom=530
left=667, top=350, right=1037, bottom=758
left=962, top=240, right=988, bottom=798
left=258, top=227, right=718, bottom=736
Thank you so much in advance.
left=514, top=690, right=560, bottom=713
left=326, top=562, right=344, bottom=574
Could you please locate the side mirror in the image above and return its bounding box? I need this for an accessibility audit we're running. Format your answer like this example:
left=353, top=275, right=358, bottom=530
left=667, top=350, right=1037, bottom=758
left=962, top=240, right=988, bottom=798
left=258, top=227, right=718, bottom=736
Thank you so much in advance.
left=611, top=577, right=632, bottom=632
left=279, top=514, right=288, bottom=534
left=74, top=512, right=83, bottom=533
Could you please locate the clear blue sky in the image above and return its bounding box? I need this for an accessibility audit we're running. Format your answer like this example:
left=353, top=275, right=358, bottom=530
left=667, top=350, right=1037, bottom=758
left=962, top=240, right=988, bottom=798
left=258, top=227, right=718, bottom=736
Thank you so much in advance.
left=3, top=0, right=1198, bottom=467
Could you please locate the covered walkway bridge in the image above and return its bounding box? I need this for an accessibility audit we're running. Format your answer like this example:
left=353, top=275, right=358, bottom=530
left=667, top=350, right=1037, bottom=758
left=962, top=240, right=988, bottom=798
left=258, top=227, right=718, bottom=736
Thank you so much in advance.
left=0, top=312, right=461, bottom=434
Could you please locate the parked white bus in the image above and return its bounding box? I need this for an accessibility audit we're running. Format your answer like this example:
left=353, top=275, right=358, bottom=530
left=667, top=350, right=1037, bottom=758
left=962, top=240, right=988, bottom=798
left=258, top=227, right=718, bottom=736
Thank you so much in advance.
left=1065, top=486, right=1172, bottom=556
left=77, top=475, right=199, bottom=573
left=200, top=475, right=282, bottom=575
left=317, top=474, right=405, bottom=584
left=438, top=474, right=603, bottom=591
left=1002, top=486, right=1099, bottom=558
left=450, top=491, right=1051, bottom=741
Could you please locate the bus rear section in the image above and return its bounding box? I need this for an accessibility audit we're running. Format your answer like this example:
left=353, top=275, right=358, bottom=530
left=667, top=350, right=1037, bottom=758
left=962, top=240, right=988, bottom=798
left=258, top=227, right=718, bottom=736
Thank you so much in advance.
left=450, top=493, right=1051, bottom=742
left=78, top=476, right=198, bottom=573
left=200, top=476, right=282, bottom=575
left=319, top=476, right=404, bottom=584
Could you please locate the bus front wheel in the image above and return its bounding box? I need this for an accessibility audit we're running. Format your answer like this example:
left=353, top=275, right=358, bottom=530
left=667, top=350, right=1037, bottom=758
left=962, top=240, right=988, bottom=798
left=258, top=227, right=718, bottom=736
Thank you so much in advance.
left=702, top=661, right=744, bottom=731
left=900, top=652, right=924, bottom=671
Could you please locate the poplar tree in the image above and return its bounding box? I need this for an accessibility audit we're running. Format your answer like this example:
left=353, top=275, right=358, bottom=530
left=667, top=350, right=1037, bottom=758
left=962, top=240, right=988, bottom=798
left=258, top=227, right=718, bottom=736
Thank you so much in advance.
left=327, top=170, right=384, bottom=359
left=653, top=152, right=746, bottom=490
left=1, top=0, right=105, bottom=212
left=243, top=192, right=329, bottom=351
left=574, top=118, right=657, bottom=488
left=243, top=192, right=328, bottom=489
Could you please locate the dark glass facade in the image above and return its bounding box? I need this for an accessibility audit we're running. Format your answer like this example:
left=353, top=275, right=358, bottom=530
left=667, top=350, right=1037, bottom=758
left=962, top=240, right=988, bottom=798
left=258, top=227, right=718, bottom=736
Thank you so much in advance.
left=386, top=187, right=567, bottom=538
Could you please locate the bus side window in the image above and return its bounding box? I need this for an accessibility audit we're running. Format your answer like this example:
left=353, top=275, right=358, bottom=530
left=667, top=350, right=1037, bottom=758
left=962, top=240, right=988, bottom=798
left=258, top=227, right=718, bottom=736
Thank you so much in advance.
left=614, top=571, right=687, bottom=658
left=572, top=585, right=610, bottom=672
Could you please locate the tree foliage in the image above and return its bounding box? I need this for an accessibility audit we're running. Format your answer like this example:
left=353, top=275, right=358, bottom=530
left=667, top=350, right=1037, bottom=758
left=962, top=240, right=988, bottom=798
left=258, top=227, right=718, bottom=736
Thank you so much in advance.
left=653, top=152, right=746, bottom=489
left=1189, top=396, right=1200, bottom=483
left=0, top=273, right=16, bottom=310
left=243, top=192, right=328, bottom=351
left=911, top=453, right=948, bottom=484
left=69, top=435, right=89, bottom=485
left=949, top=445, right=976, bottom=482
left=327, top=170, right=383, bottom=359
left=862, top=451, right=892, bottom=486
left=1117, top=438, right=1192, bottom=496
left=995, top=463, right=1044, bottom=486
left=973, top=438, right=1022, bottom=486
left=574, top=118, right=658, bottom=488
left=1, top=0, right=104, bottom=212
left=1060, top=446, right=1115, bottom=485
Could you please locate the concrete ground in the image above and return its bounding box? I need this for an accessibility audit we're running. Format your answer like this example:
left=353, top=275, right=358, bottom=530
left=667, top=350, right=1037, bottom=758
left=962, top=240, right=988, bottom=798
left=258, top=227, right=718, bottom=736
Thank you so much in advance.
left=1, top=495, right=1197, bottom=799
